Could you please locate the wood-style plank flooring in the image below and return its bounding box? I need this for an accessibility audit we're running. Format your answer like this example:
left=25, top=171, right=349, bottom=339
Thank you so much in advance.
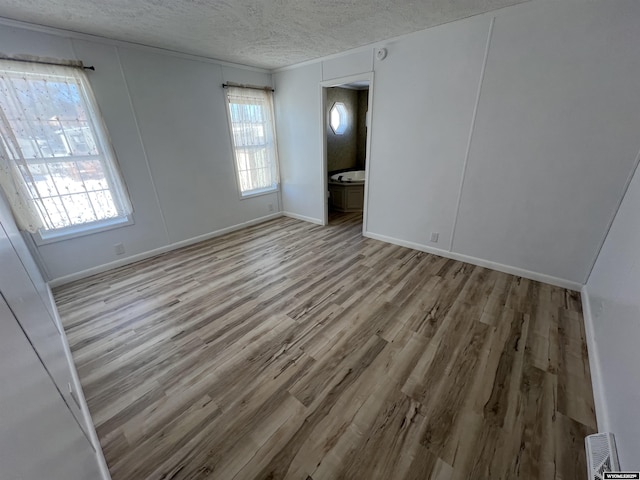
left=54, top=212, right=597, bottom=480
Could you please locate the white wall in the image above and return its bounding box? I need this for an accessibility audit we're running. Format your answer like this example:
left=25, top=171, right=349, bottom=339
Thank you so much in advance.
left=453, top=0, right=640, bottom=283
left=273, top=62, right=324, bottom=223
left=584, top=157, right=640, bottom=469
left=0, top=22, right=279, bottom=281
left=367, top=14, right=489, bottom=251
left=1, top=189, right=108, bottom=478
left=0, top=295, right=103, bottom=480
left=273, top=0, right=640, bottom=287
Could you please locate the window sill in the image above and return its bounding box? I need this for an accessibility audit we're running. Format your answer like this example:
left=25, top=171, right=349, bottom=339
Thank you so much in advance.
left=240, top=186, right=279, bottom=199
left=32, top=215, right=134, bottom=246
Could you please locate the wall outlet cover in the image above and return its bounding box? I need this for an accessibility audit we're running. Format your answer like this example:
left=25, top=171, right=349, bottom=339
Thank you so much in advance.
left=114, top=243, right=125, bottom=255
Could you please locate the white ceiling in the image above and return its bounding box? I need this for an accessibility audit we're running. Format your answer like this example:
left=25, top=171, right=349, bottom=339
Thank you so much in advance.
left=0, top=0, right=528, bottom=70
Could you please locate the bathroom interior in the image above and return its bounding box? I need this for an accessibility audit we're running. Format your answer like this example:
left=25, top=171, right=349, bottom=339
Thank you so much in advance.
left=326, top=82, right=369, bottom=224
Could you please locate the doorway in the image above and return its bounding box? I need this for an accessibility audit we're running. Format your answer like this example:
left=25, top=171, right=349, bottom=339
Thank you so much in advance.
left=321, top=74, right=373, bottom=229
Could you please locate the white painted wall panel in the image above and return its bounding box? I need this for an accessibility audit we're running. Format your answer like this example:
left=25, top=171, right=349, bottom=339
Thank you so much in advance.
left=221, top=65, right=272, bottom=87
left=274, top=63, right=324, bottom=222
left=0, top=223, right=91, bottom=430
left=0, top=179, right=108, bottom=478
left=0, top=221, right=92, bottom=439
left=585, top=160, right=640, bottom=469
left=117, top=49, right=236, bottom=241
left=0, top=190, right=55, bottom=320
left=322, top=49, right=373, bottom=81
left=0, top=23, right=75, bottom=59
left=0, top=295, right=101, bottom=480
left=118, top=47, right=279, bottom=244
left=366, top=15, right=490, bottom=248
left=453, top=0, right=640, bottom=283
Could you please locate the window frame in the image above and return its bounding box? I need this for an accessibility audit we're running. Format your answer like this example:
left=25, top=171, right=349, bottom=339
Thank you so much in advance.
left=223, top=86, right=280, bottom=199
left=32, top=214, right=134, bottom=245
left=0, top=61, right=133, bottom=241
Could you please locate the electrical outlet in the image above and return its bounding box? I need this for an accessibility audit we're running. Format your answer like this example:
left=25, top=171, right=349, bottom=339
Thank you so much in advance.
left=114, top=242, right=125, bottom=255
left=268, top=203, right=274, bottom=212
left=430, top=232, right=439, bottom=243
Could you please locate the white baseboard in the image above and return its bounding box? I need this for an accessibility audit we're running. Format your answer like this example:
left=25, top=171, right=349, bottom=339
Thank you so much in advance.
left=580, top=286, right=608, bottom=432
left=49, top=212, right=284, bottom=287
left=363, top=230, right=583, bottom=291
left=282, top=211, right=324, bottom=225
left=46, top=286, right=112, bottom=480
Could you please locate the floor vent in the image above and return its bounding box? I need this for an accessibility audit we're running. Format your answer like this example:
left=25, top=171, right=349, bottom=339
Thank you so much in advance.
left=586, top=433, right=620, bottom=480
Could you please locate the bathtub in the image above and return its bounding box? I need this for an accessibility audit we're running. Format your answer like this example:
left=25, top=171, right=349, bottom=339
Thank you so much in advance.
left=330, top=170, right=366, bottom=183
left=328, top=170, right=365, bottom=212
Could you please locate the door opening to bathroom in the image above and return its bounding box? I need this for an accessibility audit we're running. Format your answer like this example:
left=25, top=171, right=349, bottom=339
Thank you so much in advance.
left=322, top=76, right=372, bottom=229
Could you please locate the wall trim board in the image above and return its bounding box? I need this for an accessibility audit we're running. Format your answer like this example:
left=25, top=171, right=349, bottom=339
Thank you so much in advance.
left=364, top=230, right=583, bottom=291
left=46, top=285, right=112, bottom=480
left=282, top=211, right=324, bottom=225
left=114, top=46, right=171, bottom=246
left=0, top=16, right=271, bottom=73
left=48, top=212, right=284, bottom=287
left=449, top=16, right=495, bottom=251
left=584, top=144, right=640, bottom=284
left=580, top=286, right=608, bottom=433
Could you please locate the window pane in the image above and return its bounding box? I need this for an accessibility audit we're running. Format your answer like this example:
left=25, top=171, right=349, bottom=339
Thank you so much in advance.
left=88, top=190, right=117, bottom=219
left=62, top=193, right=97, bottom=225
left=28, top=165, right=58, bottom=198
left=77, top=160, right=109, bottom=190
left=49, top=161, right=85, bottom=194
left=235, top=149, right=248, bottom=172
left=41, top=196, right=70, bottom=229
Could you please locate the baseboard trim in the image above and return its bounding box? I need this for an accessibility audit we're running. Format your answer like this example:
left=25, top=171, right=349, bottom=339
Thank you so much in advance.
left=49, top=212, right=284, bottom=287
left=282, top=211, right=324, bottom=225
left=46, top=286, right=112, bottom=479
left=580, top=286, right=608, bottom=432
left=363, top=230, right=583, bottom=291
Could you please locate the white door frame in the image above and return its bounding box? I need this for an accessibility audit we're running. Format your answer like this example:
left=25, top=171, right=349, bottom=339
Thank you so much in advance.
left=320, top=72, right=375, bottom=232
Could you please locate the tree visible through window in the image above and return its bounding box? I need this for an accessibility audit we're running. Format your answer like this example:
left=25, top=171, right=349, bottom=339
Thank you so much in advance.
left=225, top=86, right=279, bottom=196
left=0, top=60, right=132, bottom=239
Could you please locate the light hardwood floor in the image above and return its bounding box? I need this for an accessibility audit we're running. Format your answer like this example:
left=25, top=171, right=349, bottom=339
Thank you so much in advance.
left=54, top=213, right=596, bottom=480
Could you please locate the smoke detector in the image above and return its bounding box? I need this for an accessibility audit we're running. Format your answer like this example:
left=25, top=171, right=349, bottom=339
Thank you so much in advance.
left=376, top=48, right=388, bottom=61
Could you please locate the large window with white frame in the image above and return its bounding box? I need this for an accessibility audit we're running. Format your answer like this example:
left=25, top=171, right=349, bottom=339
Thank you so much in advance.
left=0, top=59, right=132, bottom=242
left=225, top=86, right=279, bottom=197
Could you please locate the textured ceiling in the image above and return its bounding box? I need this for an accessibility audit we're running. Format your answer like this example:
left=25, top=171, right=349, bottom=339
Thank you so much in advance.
left=0, top=0, right=528, bottom=70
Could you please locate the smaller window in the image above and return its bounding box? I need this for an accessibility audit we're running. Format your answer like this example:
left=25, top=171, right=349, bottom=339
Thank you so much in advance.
left=330, top=102, right=348, bottom=135
left=225, top=86, right=280, bottom=197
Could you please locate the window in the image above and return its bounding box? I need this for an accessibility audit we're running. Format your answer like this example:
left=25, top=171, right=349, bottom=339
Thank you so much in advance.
left=330, top=102, right=348, bottom=135
left=0, top=60, right=132, bottom=241
left=225, top=86, right=279, bottom=197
